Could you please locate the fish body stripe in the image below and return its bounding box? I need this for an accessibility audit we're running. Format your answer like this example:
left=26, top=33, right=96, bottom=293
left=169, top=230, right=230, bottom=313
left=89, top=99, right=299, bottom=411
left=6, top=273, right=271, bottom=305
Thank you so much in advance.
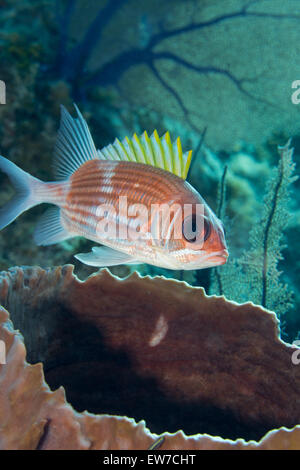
left=58, top=160, right=196, bottom=240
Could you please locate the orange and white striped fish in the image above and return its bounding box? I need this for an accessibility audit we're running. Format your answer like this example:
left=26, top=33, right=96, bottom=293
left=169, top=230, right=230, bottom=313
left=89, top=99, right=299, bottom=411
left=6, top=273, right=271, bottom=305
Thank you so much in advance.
left=0, top=105, right=228, bottom=270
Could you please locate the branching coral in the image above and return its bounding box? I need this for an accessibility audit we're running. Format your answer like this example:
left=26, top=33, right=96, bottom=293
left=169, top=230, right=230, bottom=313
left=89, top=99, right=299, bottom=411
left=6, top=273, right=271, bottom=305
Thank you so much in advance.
left=55, top=0, right=300, bottom=107
left=49, top=0, right=300, bottom=149
left=210, top=141, right=297, bottom=318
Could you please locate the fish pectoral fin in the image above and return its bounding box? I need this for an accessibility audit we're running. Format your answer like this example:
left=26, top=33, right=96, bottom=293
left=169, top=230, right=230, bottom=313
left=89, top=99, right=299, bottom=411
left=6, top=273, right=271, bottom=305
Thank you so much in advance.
left=75, top=246, right=140, bottom=267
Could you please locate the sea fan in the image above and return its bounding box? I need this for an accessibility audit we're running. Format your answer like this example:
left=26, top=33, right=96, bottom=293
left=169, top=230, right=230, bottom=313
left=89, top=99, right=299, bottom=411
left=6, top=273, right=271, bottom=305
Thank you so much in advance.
left=210, top=140, right=297, bottom=317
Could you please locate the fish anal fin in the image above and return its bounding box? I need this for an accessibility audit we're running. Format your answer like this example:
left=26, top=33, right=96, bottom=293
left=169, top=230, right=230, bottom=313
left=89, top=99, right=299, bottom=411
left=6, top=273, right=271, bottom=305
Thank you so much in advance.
left=34, top=207, right=72, bottom=246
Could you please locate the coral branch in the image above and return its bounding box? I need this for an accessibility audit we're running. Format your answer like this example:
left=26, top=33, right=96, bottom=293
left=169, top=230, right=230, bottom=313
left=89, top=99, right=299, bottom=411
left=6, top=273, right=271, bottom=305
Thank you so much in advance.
left=152, top=51, right=255, bottom=99
left=55, top=0, right=77, bottom=72
left=56, top=0, right=300, bottom=113
left=261, top=141, right=293, bottom=307
left=211, top=140, right=297, bottom=317
left=59, top=0, right=127, bottom=80
left=149, top=63, right=192, bottom=124
left=147, top=2, right=300, bottom=49
left=212, top=165, right=228, bottom=296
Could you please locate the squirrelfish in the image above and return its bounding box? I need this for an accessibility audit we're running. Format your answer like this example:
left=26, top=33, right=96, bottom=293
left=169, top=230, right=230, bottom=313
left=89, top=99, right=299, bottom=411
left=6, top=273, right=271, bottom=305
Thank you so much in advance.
left=0, top=105, right=228, bottom=270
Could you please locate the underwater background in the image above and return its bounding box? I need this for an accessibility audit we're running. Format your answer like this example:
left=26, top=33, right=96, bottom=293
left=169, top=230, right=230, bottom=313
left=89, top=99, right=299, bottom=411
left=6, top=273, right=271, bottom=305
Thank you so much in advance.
left=0, top=0, right=300, bottom=405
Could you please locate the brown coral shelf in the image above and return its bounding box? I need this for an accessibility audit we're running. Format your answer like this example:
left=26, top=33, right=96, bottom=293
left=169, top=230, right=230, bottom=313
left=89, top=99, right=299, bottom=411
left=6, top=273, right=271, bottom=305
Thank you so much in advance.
left=0, top=265, right=300, bottom=449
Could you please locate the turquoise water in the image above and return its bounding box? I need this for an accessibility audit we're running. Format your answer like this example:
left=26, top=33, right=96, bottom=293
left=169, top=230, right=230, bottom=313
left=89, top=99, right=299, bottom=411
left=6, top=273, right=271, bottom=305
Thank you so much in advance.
left=1, top=0, right=299, bottom=334
left=0, top=0, right=300, bottom=443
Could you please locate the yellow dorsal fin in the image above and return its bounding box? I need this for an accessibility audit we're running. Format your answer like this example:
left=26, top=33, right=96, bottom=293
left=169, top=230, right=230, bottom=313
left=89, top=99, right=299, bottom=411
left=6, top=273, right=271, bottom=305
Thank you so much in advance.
left=97, top=130, right=193, bottom=179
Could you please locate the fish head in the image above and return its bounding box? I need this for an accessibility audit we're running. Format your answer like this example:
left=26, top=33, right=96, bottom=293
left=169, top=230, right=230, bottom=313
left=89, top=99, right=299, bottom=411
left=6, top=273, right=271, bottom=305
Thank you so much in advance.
left=157, top=182, right=228, bottom=270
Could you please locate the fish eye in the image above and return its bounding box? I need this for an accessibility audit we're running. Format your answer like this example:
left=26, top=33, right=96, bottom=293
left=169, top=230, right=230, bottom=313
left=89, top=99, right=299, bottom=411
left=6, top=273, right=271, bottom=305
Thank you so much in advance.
left=182, top=214, right=211, bottom=243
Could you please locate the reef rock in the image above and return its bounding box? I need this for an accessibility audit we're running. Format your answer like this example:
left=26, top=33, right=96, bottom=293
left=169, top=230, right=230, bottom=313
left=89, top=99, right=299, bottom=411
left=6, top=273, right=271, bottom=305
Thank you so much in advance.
left=0, top=265, right=300, bottom=449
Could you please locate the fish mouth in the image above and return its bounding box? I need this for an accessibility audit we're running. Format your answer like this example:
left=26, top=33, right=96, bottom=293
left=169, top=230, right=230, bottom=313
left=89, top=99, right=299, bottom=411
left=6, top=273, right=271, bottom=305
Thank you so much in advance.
left=208, top=249, right=229, bottom=266
left=192, top=249, right=229, bottom=269
left=181, top=249, right=229, bottom=270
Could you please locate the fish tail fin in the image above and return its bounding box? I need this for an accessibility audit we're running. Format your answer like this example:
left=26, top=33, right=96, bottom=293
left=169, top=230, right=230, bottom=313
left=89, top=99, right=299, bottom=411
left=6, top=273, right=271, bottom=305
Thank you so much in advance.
left=0, top=155, right=43, bottom=230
